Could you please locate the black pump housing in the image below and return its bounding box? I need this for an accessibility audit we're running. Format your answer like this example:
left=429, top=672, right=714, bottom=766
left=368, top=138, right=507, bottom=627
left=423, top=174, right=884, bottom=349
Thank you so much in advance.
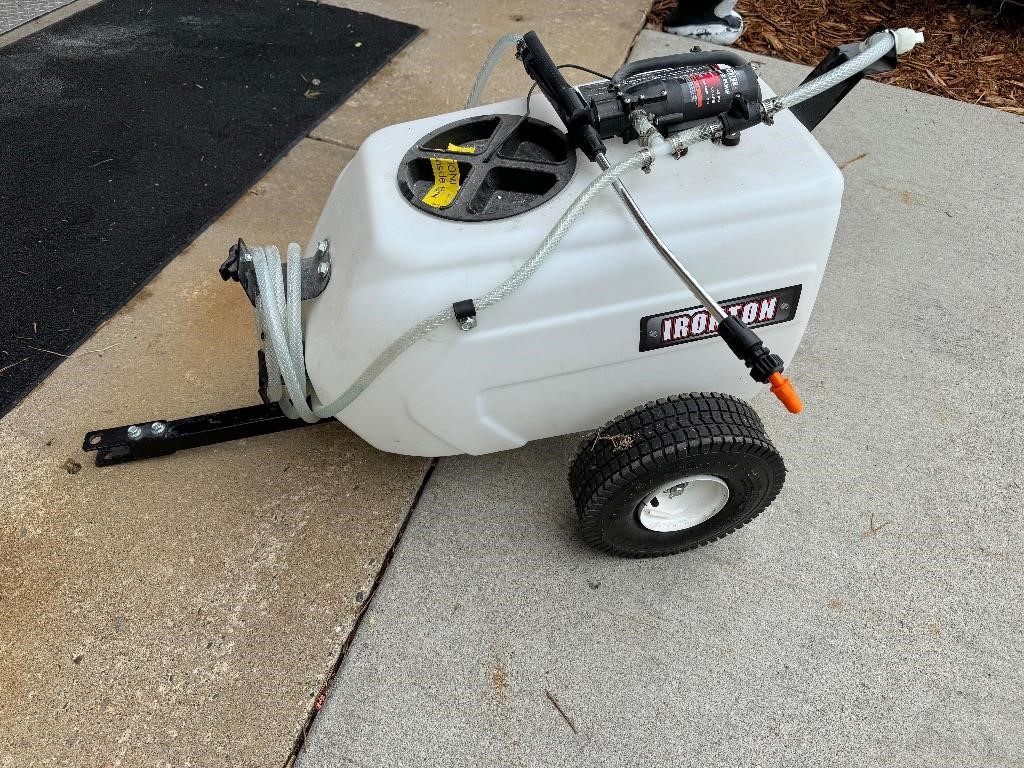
left=578, top=50, right=761, bottom=142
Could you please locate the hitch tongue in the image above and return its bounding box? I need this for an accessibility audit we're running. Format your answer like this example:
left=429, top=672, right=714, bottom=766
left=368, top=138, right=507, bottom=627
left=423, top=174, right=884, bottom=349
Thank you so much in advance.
left=83, top=403, right=322, bottom=467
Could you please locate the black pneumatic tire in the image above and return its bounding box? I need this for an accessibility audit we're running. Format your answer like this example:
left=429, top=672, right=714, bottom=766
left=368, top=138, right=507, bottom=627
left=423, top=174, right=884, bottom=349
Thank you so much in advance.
left=569, top=393, right=785, bottom=558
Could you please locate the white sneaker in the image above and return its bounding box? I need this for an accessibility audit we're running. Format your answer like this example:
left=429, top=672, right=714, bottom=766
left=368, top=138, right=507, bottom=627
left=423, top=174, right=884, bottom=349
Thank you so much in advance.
left=663, top=0, right=745, bottom=46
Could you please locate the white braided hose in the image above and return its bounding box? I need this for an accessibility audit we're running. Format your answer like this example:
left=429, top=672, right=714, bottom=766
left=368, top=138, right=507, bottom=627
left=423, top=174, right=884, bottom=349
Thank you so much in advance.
left=250, top=244, right=319, bottom=423
left=776, top=31, right=896, bottom=112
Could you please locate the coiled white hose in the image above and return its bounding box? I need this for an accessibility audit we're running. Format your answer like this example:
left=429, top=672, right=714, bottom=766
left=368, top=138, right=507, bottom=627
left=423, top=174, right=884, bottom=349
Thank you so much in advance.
left=252, top=28, right=905, bottom=421
left=249, top=244, right=319, bottom=423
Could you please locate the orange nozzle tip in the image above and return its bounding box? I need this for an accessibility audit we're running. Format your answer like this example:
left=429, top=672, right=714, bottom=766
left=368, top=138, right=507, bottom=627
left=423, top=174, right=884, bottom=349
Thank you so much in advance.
left=768, top=372, right=803, bottom=414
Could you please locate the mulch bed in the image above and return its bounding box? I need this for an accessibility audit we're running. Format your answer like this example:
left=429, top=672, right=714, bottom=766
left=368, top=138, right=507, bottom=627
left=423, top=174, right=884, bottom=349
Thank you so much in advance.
left=647, top=0, right=1024, bottom=115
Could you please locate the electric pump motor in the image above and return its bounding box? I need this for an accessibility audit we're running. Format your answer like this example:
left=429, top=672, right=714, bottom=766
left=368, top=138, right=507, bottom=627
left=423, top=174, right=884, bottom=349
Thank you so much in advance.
left=578, top=52, right=762, bottom=142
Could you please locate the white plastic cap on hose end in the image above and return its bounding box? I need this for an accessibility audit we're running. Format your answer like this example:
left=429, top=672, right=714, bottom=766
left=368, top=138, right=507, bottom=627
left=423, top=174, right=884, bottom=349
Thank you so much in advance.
left=892, top=28, right=924, bottom=55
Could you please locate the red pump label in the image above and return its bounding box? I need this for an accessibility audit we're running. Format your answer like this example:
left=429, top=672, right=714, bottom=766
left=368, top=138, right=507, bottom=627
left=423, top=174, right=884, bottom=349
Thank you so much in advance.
left=683, top=64, right=742, bottom=111
left=687, top=67, right=722, bottom=110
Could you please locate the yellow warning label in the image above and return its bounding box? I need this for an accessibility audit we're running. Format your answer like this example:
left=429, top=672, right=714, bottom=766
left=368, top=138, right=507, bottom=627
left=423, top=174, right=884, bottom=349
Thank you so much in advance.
left=422, top=157, right=460, bottom=208
left=446, top=143, right=476, bottom=154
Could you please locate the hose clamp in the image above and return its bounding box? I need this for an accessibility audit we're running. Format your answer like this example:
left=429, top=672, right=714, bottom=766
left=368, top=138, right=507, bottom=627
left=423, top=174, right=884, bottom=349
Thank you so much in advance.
left=453, top=299, right=477, bottom=331
left=667, top=133, right=689, bottom=159
left=638, top=124, right=660, bottom=150
left=761, top=96, right=780, bottom=125
left=629, top=110, right=660, bottom=146
left=628, top=112, right=659, bottom=173
left=637, top=146, right=655, bottom=174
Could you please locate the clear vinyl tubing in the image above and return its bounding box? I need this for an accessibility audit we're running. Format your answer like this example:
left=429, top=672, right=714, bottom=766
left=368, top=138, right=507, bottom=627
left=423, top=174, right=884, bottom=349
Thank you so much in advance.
left=464, top=33, right=524, bottom=109
left=252, top=30, right=900, bottom=420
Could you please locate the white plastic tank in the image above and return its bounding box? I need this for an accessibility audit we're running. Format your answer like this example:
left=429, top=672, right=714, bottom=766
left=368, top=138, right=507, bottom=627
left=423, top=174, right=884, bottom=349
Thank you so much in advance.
left=302, top=87, right=843, bottom=457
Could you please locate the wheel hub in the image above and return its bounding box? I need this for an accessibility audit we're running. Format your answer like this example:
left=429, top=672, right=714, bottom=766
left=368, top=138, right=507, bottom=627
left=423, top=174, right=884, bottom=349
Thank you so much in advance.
left=637, top=474, right=730, bottom=532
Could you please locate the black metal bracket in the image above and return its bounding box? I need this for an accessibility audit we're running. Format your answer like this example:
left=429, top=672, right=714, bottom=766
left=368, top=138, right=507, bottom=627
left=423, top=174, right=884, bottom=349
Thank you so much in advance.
left=219, top=237, right=332, bottom=307
left=82, top=403, right=324, bottom=467
left=453, top=299, right=477, bottom=331
left=790, top=26, right=898, bottom=132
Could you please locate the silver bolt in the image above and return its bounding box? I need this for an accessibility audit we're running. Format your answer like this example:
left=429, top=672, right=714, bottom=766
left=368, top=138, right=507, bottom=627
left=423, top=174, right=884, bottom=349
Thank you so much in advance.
left=150, top=421, right=166, bottom=436
left=127, top=425, right=143, bottom=440
left=458, top=316, right=477, bottom=331
left=317, top=261, right=330, bottom=276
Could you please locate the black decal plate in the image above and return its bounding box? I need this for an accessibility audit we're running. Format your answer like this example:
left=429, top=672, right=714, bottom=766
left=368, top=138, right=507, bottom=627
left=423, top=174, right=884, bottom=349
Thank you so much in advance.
left=640, top=285, right=802, bottom=352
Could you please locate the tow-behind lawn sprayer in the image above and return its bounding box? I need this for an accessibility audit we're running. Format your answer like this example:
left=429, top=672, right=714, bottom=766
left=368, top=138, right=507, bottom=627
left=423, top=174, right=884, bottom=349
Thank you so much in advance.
left=84, top=26, right=924, bottom=557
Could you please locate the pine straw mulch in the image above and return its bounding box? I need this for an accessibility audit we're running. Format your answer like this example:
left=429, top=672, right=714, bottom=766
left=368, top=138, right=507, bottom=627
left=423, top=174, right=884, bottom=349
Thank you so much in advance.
left=647, top=0, right=1024, bottom=115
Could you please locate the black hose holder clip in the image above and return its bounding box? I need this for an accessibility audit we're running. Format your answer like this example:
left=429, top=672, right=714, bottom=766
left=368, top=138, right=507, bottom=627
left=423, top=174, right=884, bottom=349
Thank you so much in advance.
left=453, top=299, right=477, bottom=331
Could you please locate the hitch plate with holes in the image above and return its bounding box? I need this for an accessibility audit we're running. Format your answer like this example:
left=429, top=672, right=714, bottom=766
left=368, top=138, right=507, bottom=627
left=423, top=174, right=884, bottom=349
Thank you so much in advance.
left=83, top=403, right=323, bottom=467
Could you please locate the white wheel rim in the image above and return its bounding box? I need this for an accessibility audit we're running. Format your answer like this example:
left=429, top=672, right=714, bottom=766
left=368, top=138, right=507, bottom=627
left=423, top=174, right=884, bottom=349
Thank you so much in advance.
left=637, top=474, right=731, bottom=532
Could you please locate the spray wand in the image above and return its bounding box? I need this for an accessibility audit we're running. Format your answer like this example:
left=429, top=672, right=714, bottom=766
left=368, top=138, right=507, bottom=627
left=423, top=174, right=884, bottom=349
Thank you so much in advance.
left=515, top=27, right=923, bottom=413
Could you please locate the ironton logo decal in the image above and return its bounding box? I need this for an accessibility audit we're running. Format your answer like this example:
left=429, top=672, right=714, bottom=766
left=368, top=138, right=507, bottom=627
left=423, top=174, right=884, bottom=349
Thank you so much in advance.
left=639, top=285, right=802, bottom=352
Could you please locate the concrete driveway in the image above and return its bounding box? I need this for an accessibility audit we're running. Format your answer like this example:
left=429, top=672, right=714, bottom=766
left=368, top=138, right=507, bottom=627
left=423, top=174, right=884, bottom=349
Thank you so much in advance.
left=297, top=30, right=1024, bottom=768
